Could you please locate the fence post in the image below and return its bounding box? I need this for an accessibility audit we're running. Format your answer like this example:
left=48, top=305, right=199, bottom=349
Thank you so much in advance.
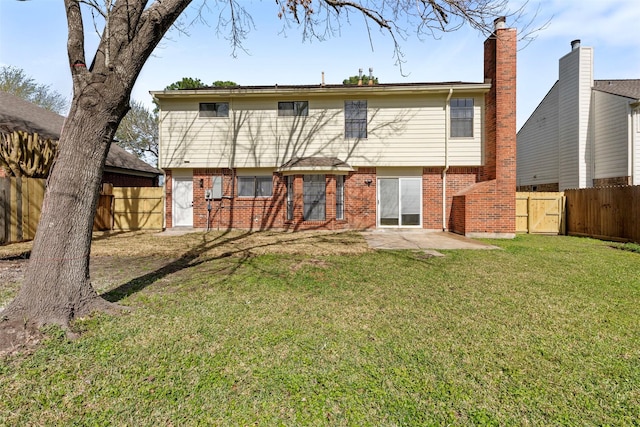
left=526, top=195, right=532, bottom=234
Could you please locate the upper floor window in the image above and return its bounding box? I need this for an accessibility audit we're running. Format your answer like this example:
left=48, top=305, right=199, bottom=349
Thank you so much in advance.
left=450, top=98, right=474, bottom=138
left=199, top=102, right=229, bottom=118
left=238, top=176, right=273, bottom=197
left=278, top=101, right=309, bottom=117
left=345, top=100, right=367, bottom=139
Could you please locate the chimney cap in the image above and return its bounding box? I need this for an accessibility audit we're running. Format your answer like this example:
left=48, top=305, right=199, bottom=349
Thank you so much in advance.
left=571, top=39, right=581, bottom=50
left=494, top=16, right=506, bottom=30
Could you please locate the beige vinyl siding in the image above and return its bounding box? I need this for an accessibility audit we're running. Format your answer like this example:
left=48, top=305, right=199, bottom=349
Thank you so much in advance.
left=159, top=92, right=485, bottom=169
left=516, top=83, right=560, bottom=187
left=593, top=91, right=630, bottom=180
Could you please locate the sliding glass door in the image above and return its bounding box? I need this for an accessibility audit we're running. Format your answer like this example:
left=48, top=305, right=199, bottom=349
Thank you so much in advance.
left=378, top=178, right=421, bottom=227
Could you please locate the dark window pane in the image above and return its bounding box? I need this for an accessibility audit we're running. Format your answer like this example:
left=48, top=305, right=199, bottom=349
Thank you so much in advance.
left=303, top=174, right=326, bottom=221
left=336, top=175, right=344, bottom=220
left=345, top=101, right=367, bottom=138
left=278, top=101, right=308, bottom=116
left=237, top=177, right=254, bottom=197
left=199, top=102, right=229, bottom=118
left=450, top=98, right=473, bottom=137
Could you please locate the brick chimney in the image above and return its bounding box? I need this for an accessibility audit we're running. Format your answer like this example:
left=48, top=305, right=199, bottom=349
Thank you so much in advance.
left=482, top=16, right=517, bottom=184
left=450, top=17, right=517, bottom=238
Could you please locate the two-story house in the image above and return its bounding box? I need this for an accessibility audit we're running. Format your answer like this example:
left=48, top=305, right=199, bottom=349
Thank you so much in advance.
left=517, top=40, right=640, bottom=191
left=153, top=18, right=517, bottom=237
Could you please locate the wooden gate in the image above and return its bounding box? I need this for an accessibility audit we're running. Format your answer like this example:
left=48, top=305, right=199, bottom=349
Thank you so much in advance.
left=516, top=192, right=565, bottom=234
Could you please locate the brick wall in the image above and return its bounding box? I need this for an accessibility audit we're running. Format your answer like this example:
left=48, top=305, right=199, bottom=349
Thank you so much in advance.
left=593, top=176, right=631, bottom=187
left=517, top=183, right=560, bottom=192
left=450, top=21, right=517, bottom=237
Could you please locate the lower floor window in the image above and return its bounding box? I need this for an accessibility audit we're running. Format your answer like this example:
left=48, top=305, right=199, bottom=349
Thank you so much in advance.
left=303, top=174, right=326, bottom=220
left=238, top=176, right=273, bottom=197
left=336, top=175, right=344, bottom=220
left=286, top=175, right=294, bottom=221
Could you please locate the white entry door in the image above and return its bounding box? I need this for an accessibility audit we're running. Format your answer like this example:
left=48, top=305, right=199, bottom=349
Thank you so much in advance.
left=173, top=177, right=193, bottom=227
left=377, top=177, right=422, bottom=227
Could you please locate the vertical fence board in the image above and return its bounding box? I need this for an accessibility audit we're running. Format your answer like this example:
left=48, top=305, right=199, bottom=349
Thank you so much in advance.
left=112, top=187, right=164, bottom=231
left=565, top=186, right=640, bottom=243
left=0, top=178, right=9, bottom=243
left=22, top=178, right=45, bottom=240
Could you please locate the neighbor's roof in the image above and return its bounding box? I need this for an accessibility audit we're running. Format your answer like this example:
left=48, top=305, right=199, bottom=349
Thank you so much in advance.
left=0, top=91, right=160, bottom=176
left=593, top=79, right=640, bottom=100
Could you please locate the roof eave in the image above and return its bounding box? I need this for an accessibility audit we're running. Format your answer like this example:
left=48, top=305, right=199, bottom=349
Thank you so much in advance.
left=150, top=83, right=491, bottom=100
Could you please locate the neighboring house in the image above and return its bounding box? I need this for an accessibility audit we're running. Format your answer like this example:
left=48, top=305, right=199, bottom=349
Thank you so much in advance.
left=517, top=40, right=640, bottom=191
left=152, top=19, right=517, bottom=237
left=0, top=91, right=161, bottom=187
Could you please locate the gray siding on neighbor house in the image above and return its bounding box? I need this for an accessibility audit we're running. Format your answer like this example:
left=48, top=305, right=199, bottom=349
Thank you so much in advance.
left=593, top=91, right=630, bottom=180
left=517, top=83, right=560, bottom=187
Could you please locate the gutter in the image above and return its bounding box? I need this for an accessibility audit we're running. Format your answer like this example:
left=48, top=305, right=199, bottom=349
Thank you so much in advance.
left=442, top=88, right=453, bottom=231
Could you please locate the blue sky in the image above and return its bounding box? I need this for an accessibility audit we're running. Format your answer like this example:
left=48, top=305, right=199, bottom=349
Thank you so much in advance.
left=0, top=0, right=638, bottom=129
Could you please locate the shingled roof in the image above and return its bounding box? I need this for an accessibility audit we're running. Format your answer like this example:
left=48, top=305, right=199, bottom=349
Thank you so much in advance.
left=0, top=91, right=160, bottom=176
left=593, top=79, right=640, bottom=100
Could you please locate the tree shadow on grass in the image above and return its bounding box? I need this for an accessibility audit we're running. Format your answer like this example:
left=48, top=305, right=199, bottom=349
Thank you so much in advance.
left=100, top=228, right=343, bottom=303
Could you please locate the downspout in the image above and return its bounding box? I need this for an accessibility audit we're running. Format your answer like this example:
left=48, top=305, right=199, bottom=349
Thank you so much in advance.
left=442, top=88, right=453, bottom=231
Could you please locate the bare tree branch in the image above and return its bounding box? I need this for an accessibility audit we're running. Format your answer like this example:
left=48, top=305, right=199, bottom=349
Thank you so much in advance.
left=65, top=0, right=88, bottom=77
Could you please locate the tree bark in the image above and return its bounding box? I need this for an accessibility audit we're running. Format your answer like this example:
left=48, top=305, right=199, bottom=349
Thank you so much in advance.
left=1, top=88, right=127, bottom=327
left=0, top=0, right=192, bottom=332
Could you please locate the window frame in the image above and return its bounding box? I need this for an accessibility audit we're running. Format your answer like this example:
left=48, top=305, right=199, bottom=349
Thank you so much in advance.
left=336, top=175, right=344, bottom=220
left=303, top=174, right=326, bottom=221
left=237, top=175, right=273, bottom=198
left=450, top=98, right=474, bottom=138
left=345, top=100, right=367, bottom=139
left=278, top=101, right=309, bottom=117
left=286, top=175, right=294, bottom=221
left=199, top=102, right=229, bottom=118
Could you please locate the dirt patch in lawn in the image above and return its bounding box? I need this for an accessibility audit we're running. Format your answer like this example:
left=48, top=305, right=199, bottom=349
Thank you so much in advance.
left=0, top=230, right=370, bottom=309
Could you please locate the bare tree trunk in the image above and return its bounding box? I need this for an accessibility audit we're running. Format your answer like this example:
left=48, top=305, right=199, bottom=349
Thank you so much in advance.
left=0, top=0, right=192, bottom=335
left=2, top=90, right=128, bottom=327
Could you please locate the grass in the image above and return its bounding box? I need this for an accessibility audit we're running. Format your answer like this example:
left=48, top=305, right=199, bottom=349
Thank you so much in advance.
left=1, top=232, right=639, bottom=425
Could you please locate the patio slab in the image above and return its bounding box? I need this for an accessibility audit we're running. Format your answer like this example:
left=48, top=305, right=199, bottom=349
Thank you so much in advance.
left=361, top=230, right=500, bottom=253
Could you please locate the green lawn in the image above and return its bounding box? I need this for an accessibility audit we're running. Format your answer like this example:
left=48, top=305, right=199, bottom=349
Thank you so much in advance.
left=1, top=233, right=639, bottom=425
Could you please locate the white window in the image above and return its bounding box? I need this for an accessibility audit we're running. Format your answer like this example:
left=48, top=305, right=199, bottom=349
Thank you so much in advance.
left=336, top=175, right=344, bottom=220
left=278, top=101, right=309, bottom=117
left=286, top=176, right=294, bottom=221
left=450, top=98, right=474, bottom=137
left=345, top=101, right=367, bottom=138
left=199, top=102, right=229, bottom=117
left=303, top=174, right=326, bottom=221
left=238, top=176, right=273, bottom=197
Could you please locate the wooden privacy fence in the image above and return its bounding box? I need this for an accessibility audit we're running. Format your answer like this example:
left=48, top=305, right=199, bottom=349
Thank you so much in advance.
left=565, top=186, right=640, bottom=243
left=1, top=177, right=164, bottom=244
left=90, top=184, right=164, bottom=232
left=0, top=177, right=46, bottom=243
left=516, top=192, right=566, bottom=234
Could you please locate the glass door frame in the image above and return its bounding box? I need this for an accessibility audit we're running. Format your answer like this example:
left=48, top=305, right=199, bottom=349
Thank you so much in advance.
left=376, top=177, right=423, bottom=228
